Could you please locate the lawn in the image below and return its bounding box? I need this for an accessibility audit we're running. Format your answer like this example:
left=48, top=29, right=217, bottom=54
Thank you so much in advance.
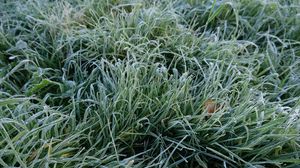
left=0, top=0, right=300, bottom=167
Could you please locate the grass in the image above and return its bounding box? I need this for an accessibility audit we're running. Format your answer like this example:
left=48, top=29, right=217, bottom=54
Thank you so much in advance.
left=0, top=0, right=300, bottom=167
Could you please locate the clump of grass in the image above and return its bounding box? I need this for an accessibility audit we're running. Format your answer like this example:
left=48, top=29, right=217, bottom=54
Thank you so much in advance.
left=1, top=0, right=300, bottom=167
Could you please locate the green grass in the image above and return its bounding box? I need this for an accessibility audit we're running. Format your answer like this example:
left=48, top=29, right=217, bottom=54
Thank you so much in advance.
left=0, top=0, right=300, bottom=167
